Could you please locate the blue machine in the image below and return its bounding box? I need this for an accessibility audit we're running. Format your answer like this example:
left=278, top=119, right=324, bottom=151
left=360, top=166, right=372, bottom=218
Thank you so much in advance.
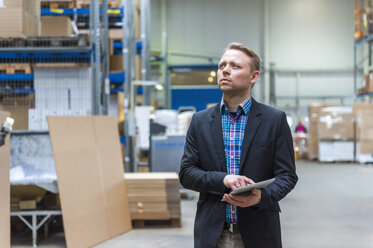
left=169, top=64, right=221, bottom=111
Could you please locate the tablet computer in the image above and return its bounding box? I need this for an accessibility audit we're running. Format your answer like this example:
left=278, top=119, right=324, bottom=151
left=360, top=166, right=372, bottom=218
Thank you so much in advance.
left=229, top=178, right=276, bottom=196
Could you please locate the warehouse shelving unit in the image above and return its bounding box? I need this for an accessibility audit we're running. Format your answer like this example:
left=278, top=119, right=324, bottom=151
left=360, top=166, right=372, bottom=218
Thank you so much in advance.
left=354, top=0, right=373, bottom=101
left=0, top=3, right=133, bottom=112
left=2, top=1, right=115, bottom=247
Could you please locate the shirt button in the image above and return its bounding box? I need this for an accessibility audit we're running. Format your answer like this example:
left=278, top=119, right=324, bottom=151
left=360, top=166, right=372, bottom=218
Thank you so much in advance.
left=230, top=137, right=234, bottom=141
left=230, top=156, right=234, bottom=159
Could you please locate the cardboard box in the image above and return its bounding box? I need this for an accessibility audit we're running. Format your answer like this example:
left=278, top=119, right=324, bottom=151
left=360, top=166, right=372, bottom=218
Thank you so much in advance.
left=48, top=116, right=132, bottom=248
left=359, top=111, right=373, bottom=154
left=19, top=200, right=37, bottom=210
left=353, top=102, right=373, bottom=142
left=109, top=29, right=123, bottom=39
left=364, top=73, right=373, bottom=93
left=77, top=0, right=121, bottom=8
left=319, top=107, right=354, bottom=141
left=0, top=106, right=29, bottom=130
left=41, top=16, right=73, bottom=37
left=308, top=104, right=339, bottom=159
left=1, top=94, right=35, bottom=107
left=110, top=55, right=123, bottom=72
left=11, top=185, right=47, bottom=203
left=356, top=143, right=373, bottom=163
left=0, top=0, right=40, bottom=37
left=125, top=173, right=181, bottom=220
left=0, top=111, right=10, bottom=248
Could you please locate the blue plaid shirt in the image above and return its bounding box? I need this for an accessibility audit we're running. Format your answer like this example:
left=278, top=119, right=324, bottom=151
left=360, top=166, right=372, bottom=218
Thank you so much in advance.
left=221, top=97, right=252, bottom=223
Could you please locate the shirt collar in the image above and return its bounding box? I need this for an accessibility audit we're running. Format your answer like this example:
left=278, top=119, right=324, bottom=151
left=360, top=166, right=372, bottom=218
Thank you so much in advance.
left=220, top=97, right=252, bottom=115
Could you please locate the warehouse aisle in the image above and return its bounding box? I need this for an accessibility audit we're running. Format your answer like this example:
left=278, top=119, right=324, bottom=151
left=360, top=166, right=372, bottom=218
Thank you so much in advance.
left=281, top=160, right=373, bottom=248
left=12, top=160, right=373, bottom=247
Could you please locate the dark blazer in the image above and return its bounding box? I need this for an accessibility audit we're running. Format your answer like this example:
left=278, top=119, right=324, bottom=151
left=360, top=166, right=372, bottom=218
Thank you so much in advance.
left=179, top=99, right=298, bottom=248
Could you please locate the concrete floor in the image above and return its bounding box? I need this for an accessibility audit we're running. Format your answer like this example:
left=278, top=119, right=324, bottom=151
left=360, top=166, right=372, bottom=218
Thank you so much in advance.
left=12, top=160, right=373, bottom=247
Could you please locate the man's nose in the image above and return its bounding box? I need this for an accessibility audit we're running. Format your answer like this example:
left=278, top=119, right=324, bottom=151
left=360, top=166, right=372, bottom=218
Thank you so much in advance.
left=222, top=66, right=231, bottom=75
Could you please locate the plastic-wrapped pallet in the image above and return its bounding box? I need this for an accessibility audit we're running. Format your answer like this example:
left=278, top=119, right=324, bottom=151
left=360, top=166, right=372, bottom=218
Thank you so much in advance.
left=318, top=106, right=354, bottom=162
left=308, top=104, right=339, bottom=160
left=30, top=67, right=92, bottom=130
left=354, top=102, right=373, bottom=163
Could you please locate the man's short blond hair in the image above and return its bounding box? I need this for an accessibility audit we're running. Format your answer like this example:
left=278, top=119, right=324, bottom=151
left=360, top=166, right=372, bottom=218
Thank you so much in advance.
left=226, top=42, right=261, bottom=73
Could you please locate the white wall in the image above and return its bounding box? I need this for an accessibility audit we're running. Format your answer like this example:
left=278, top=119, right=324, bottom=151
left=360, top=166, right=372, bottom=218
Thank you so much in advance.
left=269, top=0, right=354, bottom=70
left=150, top=0, right=355, bottom=107
left=151, top=0, right=264, bottom=65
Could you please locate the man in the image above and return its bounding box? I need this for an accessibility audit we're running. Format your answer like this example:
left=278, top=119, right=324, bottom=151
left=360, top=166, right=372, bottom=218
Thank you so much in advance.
left=179, top=42, right=298, bottom=248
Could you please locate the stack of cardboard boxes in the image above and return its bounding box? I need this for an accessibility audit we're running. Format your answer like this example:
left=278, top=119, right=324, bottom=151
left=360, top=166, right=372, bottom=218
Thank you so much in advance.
left=354, top=102, right=373, bottom=163
left=308, top=104, right=339, bottom=160
left=318, top=107, right=355, bottom=162
left=308, top=102, right=373, bottom=163
left=124, top=172, right=181, bottom=226
left=0, top=0, right=41, bottom=37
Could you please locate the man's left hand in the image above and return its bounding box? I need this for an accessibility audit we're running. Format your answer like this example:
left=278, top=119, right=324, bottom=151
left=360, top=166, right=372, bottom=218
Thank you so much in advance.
left=222, top=188, right=261, bottom=208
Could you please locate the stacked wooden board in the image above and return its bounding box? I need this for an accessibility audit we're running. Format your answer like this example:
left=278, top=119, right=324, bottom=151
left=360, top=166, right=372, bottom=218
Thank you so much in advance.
left=125, top=173, right=181, bottom=226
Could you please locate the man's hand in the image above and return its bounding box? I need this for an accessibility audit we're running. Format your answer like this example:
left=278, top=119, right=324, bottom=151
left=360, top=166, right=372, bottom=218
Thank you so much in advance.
left=223, top=175, right=261, bottom=208
left=223, top=174, right=253, bottom=191
left=222, top=188, right=261, bottom=208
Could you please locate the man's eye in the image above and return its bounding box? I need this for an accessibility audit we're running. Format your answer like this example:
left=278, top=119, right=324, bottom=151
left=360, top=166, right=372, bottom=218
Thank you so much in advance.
left=219, top=64, right=225, bottom=69
left=232, top=64, right=238, bottom=69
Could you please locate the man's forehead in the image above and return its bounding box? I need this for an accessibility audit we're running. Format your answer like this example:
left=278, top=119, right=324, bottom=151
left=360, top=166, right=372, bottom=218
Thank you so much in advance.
left=219, top=49, right=251, bottom=62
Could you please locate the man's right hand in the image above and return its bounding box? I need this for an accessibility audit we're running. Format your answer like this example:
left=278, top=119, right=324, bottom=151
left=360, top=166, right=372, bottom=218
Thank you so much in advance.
left=223, top=175, right=254, bottom=191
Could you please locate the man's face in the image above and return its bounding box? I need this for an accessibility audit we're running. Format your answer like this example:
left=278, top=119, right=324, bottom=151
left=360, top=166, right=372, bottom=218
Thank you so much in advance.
left=217, top=49, right=258, bottom=96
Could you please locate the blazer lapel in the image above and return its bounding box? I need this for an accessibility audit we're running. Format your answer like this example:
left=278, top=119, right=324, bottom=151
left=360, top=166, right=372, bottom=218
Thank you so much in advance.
left=209, top=104, right=227, bottom=172
left=239, top=99, right=262, bottom=173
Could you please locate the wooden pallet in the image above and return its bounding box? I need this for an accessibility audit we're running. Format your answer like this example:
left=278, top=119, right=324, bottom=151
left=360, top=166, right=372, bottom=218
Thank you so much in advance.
left=131, top=211, right=181, bottom=228
left=132, top=218, right=181, bottom=228
left=76, top=0, right=121, bottom=8
left=41, top=1, right=75, bottom=9
left=0, top=64, right=32, bottom=74
left=318, top=160, right=356, bottom=164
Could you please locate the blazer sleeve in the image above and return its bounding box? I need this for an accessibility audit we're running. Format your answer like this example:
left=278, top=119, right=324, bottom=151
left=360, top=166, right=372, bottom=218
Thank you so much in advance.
left=258, top=112, right=298, bottom=209
left=179, top=114, right=227, bottom=195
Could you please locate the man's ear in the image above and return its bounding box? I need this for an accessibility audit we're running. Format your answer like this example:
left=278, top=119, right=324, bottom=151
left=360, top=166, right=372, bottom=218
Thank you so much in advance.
left=250, top=71, right=260, bottom=84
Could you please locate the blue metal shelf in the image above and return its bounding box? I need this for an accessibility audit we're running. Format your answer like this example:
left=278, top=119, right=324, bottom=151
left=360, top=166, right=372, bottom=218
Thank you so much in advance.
left=354, top=34, right=373, bottom=48
left=120, top=136, right=126, bottom=146
left=357, top=91, right=373, bottom=97
left=0, top=51, right=91, bottom=63
left=0, top=74, right=34, bottom=81
left=110, top=87, right=143, bottom=94
left=113, top=41, right=142, bottom=55
left=169, top=64, right=218, bottom=72
left=41, top=8, right=123, bottom=16
left=1, top=88, right=35, bottom=94
left=110, top=88, right=123, bottom=93
left=109, top=72, right=125, bottom=84
left=1, top=72, right=123, bottom=85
